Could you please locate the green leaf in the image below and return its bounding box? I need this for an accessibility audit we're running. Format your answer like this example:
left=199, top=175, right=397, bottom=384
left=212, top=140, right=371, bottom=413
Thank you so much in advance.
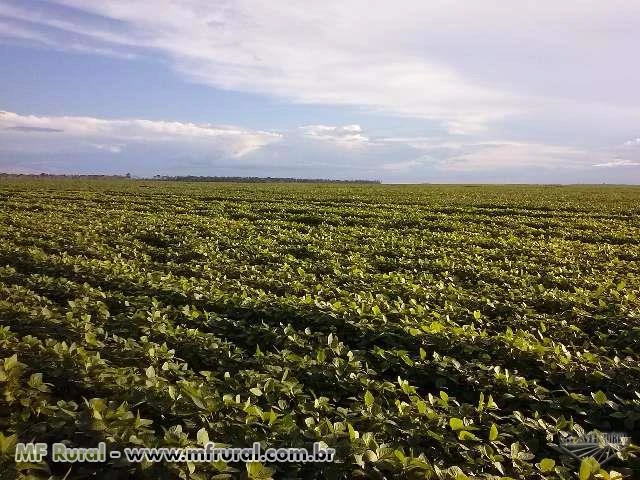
left=246, top=462, right=274, bottom=480
left=145, top=366, right=156, bottom=378
left=489, top=423, right=498, bottom=441
left=28, top=373, right=50, bottom=392
left=85, top=331, right=97, bottom=345
left=579, top=457, right=599, bottom=480
left=458, top=430, right=478, bottom=441
left=592, top=390, right=608, bottom=406
left=0, top=432, right=17, bottom=454
left=364, top=390, right=375, bottom=409
left=347, top=423, right=359, bottom=441
left=196, top=427, right=209, bottom=446
left=478, top=392, right=485, bottom=411
left=400, top=353, right=414, bottom=366
left=4, top=354, right=18, bottom=371
left=473, top=310, right=481, bottom=320
left=449, top=417, right=465, bottom=431
left=249, top=387, right=263, bottom=397
left=538, top=458, right=555, bottom=472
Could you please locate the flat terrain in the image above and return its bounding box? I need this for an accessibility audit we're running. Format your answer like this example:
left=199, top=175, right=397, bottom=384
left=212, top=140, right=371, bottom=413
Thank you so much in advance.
left=0, top=180, right=639, bottom=479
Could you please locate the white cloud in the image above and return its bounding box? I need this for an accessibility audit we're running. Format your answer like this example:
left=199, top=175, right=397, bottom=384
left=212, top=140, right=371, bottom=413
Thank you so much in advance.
left=0, top=110, right=281, bottom=158
left=376, top=136, right=464, bottom=151
left=0, top=16, right=137, bottom=59
left=373, top=136, right=639, bottom=173
left=434, top=142, right=595, bottom=171
left=91, top=143, right=124, bottom=153
left=623, top=138, right=640, bottom=146
left=593, top=159, right=640, bottom=168
left=0, top=19, right=53, bottom=44
left=299, top=124, right=369, bottom=146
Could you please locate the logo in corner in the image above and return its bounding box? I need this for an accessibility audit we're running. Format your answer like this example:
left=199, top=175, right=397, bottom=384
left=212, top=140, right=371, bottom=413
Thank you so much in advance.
left=557, top=431, right=631, bottom=466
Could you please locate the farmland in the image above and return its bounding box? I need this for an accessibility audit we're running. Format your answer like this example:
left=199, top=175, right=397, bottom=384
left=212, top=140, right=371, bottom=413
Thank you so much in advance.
left=0, top=180, right=639, bottom=479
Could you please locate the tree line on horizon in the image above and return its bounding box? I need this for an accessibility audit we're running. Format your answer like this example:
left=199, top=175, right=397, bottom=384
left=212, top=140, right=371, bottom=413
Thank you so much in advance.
left=0, top=173, right=380, bottom=184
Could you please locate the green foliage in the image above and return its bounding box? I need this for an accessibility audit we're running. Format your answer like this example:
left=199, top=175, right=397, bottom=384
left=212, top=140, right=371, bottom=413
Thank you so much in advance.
left=0, top=180, right=639, bottom=479
left=489, top=423, right=498, bottom=441
left=538, top=458, right=555, bottom=473
left=449, top=417, right=465, bottom=431
left=579, top=457, right=600, bottom=480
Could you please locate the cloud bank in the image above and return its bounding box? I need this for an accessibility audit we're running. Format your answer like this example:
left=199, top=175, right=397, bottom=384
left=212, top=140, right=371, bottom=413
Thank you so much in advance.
left=1, top=0, right=639, bottom=138
left=0, top=110, right=282, bottom=159
left=1, top=110, right=639, bottom=182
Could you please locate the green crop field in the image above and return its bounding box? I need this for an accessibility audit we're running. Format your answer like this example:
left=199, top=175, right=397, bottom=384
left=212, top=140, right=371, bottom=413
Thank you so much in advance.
left=0, top=179, right=638, bottom=480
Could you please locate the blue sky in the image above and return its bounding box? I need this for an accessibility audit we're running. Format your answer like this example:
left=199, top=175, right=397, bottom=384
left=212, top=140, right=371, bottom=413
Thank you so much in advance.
left=1, top=0, right=639, bottom=183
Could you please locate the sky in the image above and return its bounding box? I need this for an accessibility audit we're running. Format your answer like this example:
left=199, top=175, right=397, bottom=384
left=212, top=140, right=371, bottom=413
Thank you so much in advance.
left=1, top=0, right=640, bottom=183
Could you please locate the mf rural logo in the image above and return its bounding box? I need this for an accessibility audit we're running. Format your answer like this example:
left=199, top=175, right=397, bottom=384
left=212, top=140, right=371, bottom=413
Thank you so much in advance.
left=556, top=431, right=631, bottom=466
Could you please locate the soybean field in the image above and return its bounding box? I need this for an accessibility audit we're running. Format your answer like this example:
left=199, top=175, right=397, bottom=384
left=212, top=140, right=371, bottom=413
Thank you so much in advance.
left=0, top=180, right=639, bottom=479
